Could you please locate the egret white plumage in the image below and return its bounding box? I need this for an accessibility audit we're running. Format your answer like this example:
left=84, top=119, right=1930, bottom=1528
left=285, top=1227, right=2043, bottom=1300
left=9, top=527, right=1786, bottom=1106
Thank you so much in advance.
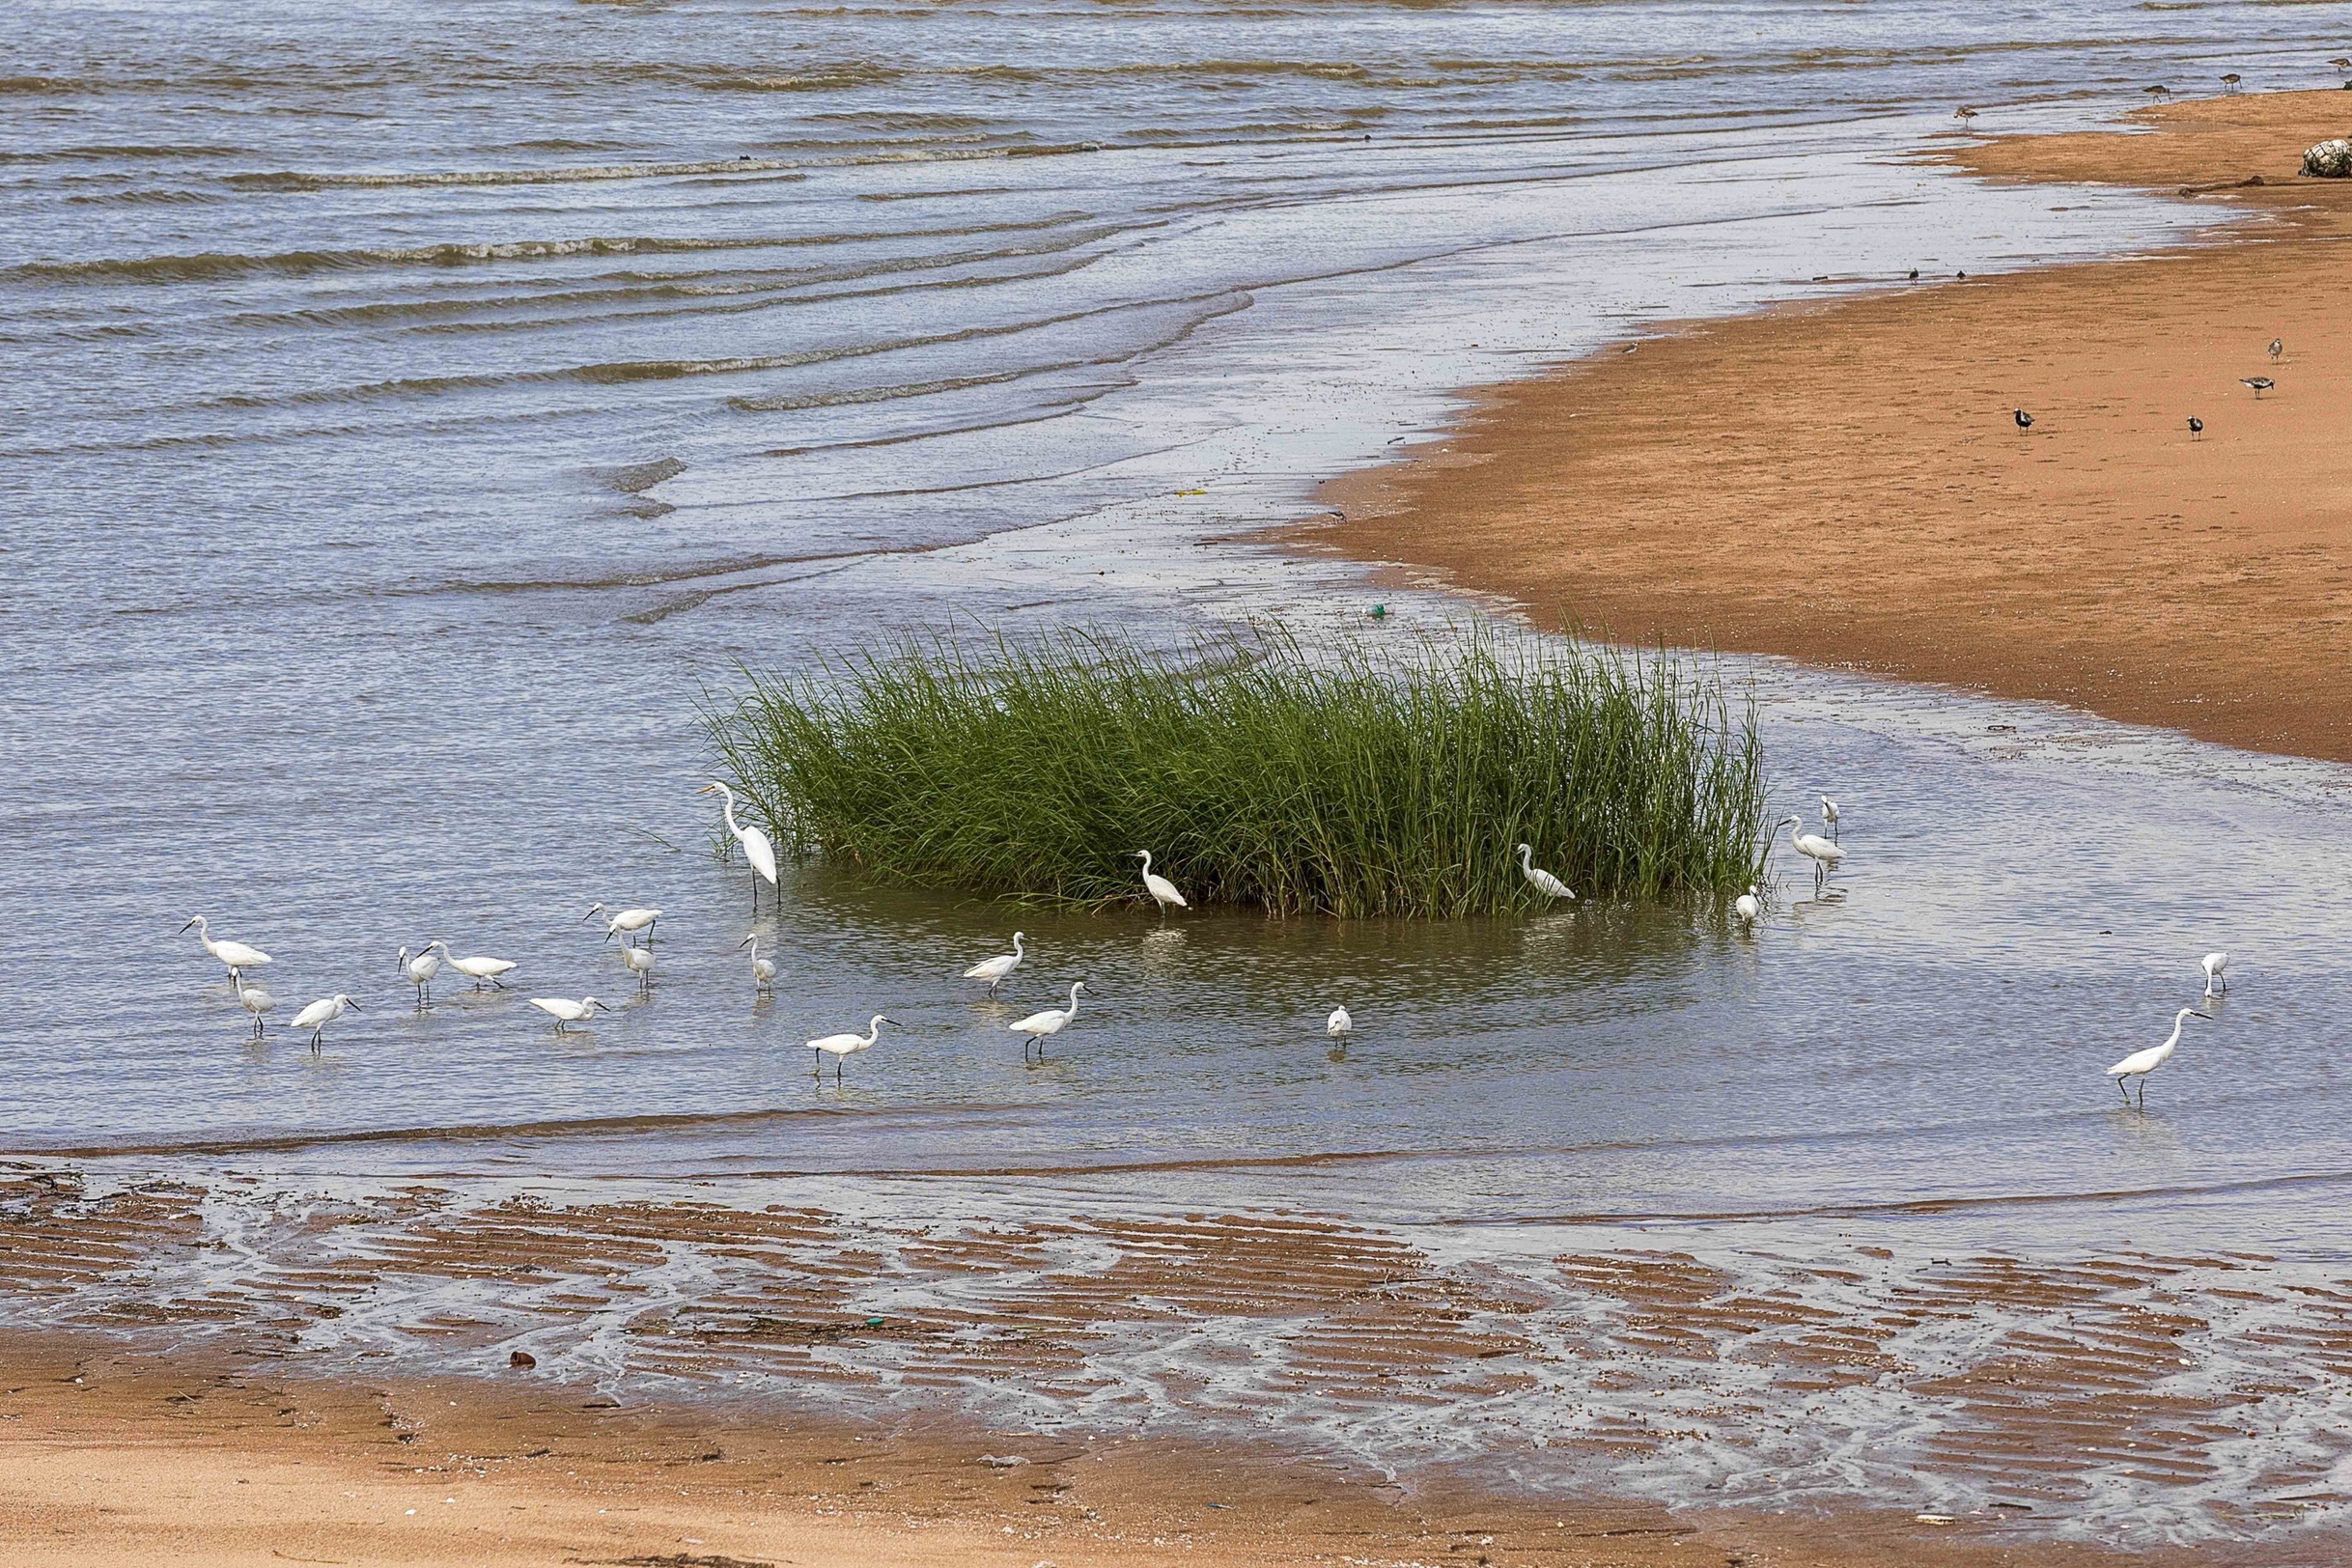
left=396, top=943, right=442, bottom=1009
left=808, top=1014, right=893, bottom=1080
left=1777, top=815, right=1846, bottom=891
left=529, top=995, right=609, bottom=1034
left=1516, top=843, right=1575, bottom=902
left=2108, top=1007, right=2204, bottom=1108
left=419, top=940, right=515, bottom=991
left=1820, top=795, right=1840, bottom=842
left=739, top=934, right=775, bottom=994
left=585, top=904, right=660, bottom=945
left=182, top=916, right=271, bottom=978
left=233, top=973, right=274, bottom=1039
left=288, top=994, right=358, bottom=1052
left=964, top=932, right=1026, bottom=994
left=2200, top=952, right=2229, bottom=998
left=1011, top=982, right=1086, bottom=1061
left=1735, top=884, right=1761, bottom=923
left=699, top=781, right=778, bottom=913
left=619, top=940, right=655, bottom=993
left=1133, top=851, right=1188, bottom=914
left=1327, top=1006, right=1353, bottom=1042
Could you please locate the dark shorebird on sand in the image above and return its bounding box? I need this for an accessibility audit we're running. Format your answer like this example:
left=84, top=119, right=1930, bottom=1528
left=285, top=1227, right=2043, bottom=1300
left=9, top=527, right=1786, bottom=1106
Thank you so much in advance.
left=2013, top=407, right=2034, bottom=431
left=2242, top=377, right=2275, bottom=398
left=2188, top=416, right=2204, bottom=440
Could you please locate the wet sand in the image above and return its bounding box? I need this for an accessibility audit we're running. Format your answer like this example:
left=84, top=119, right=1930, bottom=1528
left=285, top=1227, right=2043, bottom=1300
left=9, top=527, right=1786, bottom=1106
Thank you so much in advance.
left=1313, top=90, right=2352, bottom=761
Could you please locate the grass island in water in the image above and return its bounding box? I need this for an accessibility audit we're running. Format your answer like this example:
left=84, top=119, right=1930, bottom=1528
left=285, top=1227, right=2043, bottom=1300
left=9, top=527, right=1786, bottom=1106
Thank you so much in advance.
left=708, top=624, right=1768, bottom=918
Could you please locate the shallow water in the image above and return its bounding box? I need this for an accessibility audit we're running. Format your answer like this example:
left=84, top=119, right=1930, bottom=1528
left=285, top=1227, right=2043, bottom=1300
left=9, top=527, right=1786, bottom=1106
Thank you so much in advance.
left=8, top=0, right=2352, bottom=1551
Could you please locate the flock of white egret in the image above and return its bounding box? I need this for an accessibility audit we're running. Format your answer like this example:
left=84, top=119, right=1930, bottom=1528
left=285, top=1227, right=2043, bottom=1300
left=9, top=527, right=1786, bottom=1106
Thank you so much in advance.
left=182, top=786, right=2220, bottom=1106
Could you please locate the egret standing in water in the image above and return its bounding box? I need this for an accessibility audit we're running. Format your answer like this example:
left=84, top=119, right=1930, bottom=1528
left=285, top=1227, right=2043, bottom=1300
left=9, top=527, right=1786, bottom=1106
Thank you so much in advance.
left=809, top=1014, right=892, bottom=1080
left=1735, top=884, right=1762, bottom=924
left=2108, top=1007, right=2204, bottom=1108
left=1777, top=815, right=1846, bottom=892
left=2200, top=952, right=2229, bottom=998
left=396, top=944, right=442, bottom=1009
left=1133, top=851, right=1188, bottom=915
left=182, top=916, right=271, bottom=980
left=585, top=904, right=660, bottom=945
left=419, top=940, right=516, bottom=992
left=741, top=934, right=775, bottom=994
left=1012, top=982, right=1086, bottom=1061
left=1327, top=1006, right=1353, bottom=1043
left=964, top=932, right=1026, bottom=995
left=619, top=940, right=655, bottom=993
left=1516, top=843, right=1575, bottom=902
left=233, top=973, right=274, bottom=1039
left=289, top=994, right=358, bottom=1053
left=530, top=995, right=609, bottom=1034
left=1819, top=795, right=1840, bottom=842
left=700, top=781, right=778, bottom=914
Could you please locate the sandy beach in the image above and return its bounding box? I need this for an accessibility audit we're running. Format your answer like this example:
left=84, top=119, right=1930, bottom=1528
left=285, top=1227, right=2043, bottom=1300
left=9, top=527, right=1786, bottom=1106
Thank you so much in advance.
left=1314, top=91, right=2352, bottom=761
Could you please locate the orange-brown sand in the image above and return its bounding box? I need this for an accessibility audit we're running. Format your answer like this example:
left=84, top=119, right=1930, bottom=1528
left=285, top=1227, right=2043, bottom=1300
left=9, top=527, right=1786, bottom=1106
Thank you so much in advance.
left=1313, top=91, right=2352, bottom=761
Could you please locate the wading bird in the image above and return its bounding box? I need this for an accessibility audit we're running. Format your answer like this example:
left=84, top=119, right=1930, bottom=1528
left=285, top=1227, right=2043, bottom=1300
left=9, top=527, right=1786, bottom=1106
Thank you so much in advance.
left=585, top=904, right=660, bottom=945
left=699, top=781, right=778, bottom=913
left=234, top=973, right=274, bottom=1039
left=420, top=940, right=515, bottom=991
left=2013, top=407, right=2034, bottom=431
left=530, top=995, right=608, bottom=1034
left=620, top=940, right=655, bottom=993
left=964, top=932, right=1026, bottom=995
left=2108, top=1007, right=2203, bottom=1108
left=396, top=943, right=442, bottom=1009
left=2188, top=416, right=2204, bottom=440
left=1516, top=843, right=1575, bottom=902
left=2242, top=377, right=2274, bottom=398
left=1134, top=851, right=1188, bottom=914
left=1820, top=795, right=1841, bottom=841
left=1954, top=105, right=1977, bottom=121
left=289, top=994, right=358, bottom=1052
left=809, top=1014, right=892, bottom=1080
left=1778, top=815, right=1846, bottom=891
left=2222, top=72, right=2242, bottom=92
left=2143, top=83, right=2170, bottom=98
left=1328, top=1006, right=1353, bottom=1044
left=1735, top=884, right=1762, bottom=924
left=2201, top=951, right=2229, bottom=998
left=740, top=934, right=775, bottom=994
left=1011, top=983, right=1086, bottom=1061
left=182, top=916, right=271, bottom=979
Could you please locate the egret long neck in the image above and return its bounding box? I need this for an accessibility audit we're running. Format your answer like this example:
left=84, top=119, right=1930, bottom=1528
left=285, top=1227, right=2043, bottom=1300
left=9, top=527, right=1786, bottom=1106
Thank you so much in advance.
left=1137, top=851, right=1152, bottom=877
left=1066, top=983, right=1081, bottom=1016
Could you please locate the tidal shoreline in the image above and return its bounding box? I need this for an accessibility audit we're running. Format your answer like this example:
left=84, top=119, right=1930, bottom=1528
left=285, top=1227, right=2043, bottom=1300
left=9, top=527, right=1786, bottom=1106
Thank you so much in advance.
left=1310, top=90, right=2352, bottom=763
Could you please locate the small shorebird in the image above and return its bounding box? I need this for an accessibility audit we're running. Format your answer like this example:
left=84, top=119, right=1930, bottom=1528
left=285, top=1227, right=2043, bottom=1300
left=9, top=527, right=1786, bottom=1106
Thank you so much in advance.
left=1011, top=983, right=1085, bottom=1062
left=531, top=995, right=609, bottom=1034
left=2200, top=952, right=2229, bottom=998
left=2188, top=416, right=2204, bottom=440
left=420, top=940, right=515, bottom=991
left=2108, top=1007, right=2204, bottom=1109
left=585, top=904, right=661, bottom=944
left=1327, top=1006, right=1353, bottom=1044
left=2242, top=377, right=2274, bottom=398
left=1954, top=105, right=1977, bottom=121
left=1516, top=843, right=1575, bottom=902
left=1906, top=267, right=1919, bottom=279
left=2221, top=72, right=2242, bottom=93
left=809, top=1014, right=892, bottom=1079
left=396, top=943, right=442, bottom=1009
left=1133, top=851, right=1189, bottom=915
left=964, top=931, right=1026, bottom=995
left=290, top=994, right=359, bottom=1053
left=1735, top=884, right=1762, bottom=924
left=2268, top=337, right=2282, bottom=362
left=1778, top=815, right=1846, bottom=893
left=2143, top=83, right=2170, bottom=98
left=741, top=934, right=775, bottom=994
left=1820, top=795, right=1840, bottom=842
left=182, top=916, right=271, bottom=980
left=2013, top=407, right=2034, bottom=430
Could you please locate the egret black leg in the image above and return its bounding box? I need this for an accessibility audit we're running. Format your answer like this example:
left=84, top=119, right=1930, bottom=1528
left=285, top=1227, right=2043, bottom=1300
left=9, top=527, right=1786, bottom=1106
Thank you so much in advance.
left=2117, top=1078, right=2130, bottom=1104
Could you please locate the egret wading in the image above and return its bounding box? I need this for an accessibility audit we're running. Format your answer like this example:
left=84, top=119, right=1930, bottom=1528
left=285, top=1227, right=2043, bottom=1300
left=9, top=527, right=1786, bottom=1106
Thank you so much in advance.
left=233, top=973, right=274, bottom=1039
left=1820, top=795, right=1840, bottom=842
left=1735, top=884, right=1762, bottom=924
left=585, top=904, right=660, bottom=946
left=182, top=916, right=271, bottom=980
left=289, top=994, right=358, bottom=1053
left=421, top=940, right=515, bottom=991
left=1012, top=982, right=1086, bottom=1062
left=1133, top=851, right=1188, bottom=915
left=1516, top=843, right=1575, bottom=902
left=2108, top=1007, right=2204, bottom=1108
left=700, top=781, right=778, bottom=914
left=741, top=934, right=775, bottom=994
left=530, top=996, right=609, bottom=1034
left=964, top=932, right=1026, bottom=995
left=809, top=1014, right=892, bottom=1080
left=1778, top=815, right=1845, bottom=892
left=1327, top=1006, right=1353, bottom=1043
left=396, top=943, right=442, bottom=1009
left=2200, top=952, right=2229, bottom=998
left=620, top=940, right=655, bottom=993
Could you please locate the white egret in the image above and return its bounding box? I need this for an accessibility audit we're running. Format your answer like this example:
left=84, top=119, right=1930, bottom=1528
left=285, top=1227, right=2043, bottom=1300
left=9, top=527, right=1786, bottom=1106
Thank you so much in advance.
left=739, top=934, right=775, bottom=994
left=1777, top=815, right=1846, bottom=892
left=1327, top=1006, right=1353, bottom=1042
left=1515, top=843, right=1575, bottom=902
left=1820, top=795, right=1840, bottom=842
left=288, top=994, right=358, bottom=1053
left=619, top=940, right=656, bottom=993
left=585, top=904, right=660, bottom=945
left=1011, top=981, right=1087, bottom=1061
left=964, top=932, right=1026, bottom=995
left=1133, top=851, right=1188, bottom=915
left=182, top=916, right=272, bottom=978
left=233, top=973, right=274, bottom=1039
left=530, top=995, right=609, bottom=1034
left=396, top=944, right=443, bottom=1009
left=809, top=1014, right=893, bottom=1080
left=1735, top=884, right=1762, bottom=923
left=699, top=781, right=779, bottom=913
left=419, top=940, right=515, bottom=992
left=2200, top=952, right=2229, bottom=998
left=2108, top=1007, right=2204, bottom=1108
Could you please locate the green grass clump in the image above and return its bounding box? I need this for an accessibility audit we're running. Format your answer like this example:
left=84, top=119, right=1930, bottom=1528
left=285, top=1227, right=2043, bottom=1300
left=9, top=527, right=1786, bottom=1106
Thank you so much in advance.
left=707, top=623, right=1767, bottom=917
